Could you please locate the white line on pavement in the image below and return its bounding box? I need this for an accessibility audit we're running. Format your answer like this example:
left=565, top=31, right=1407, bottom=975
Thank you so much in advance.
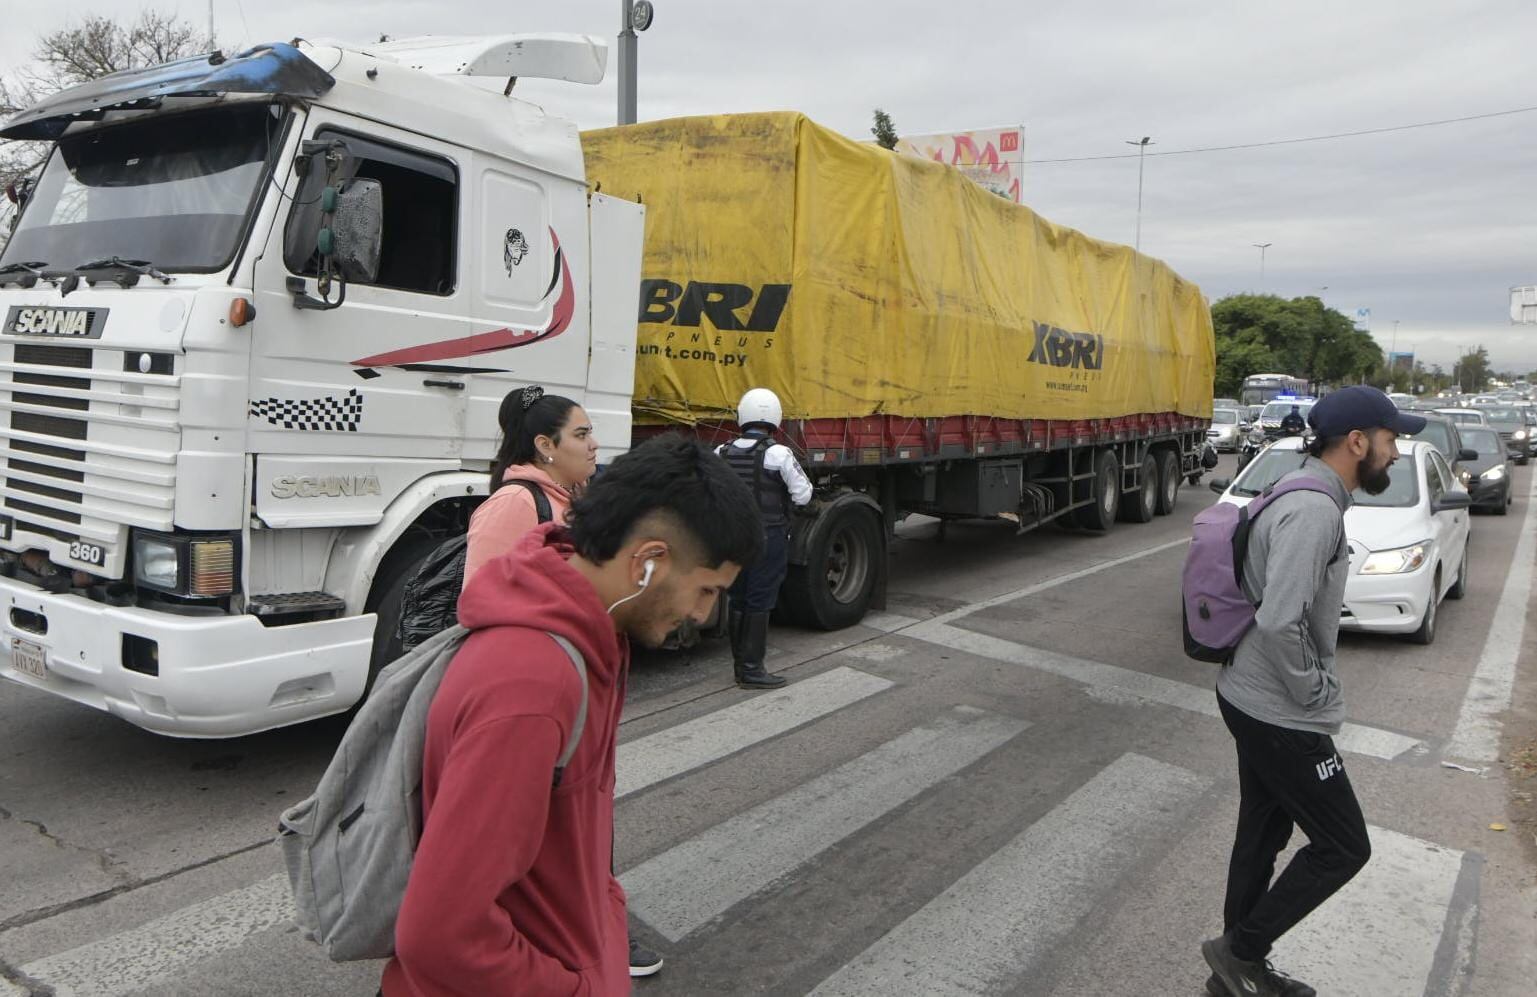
left=616, top=665, right=893, bottom=799
left=622, top=706, right=1028, bottom=941
left=1270, top=824, right=1466, bottom=995
left=1445, top=466, right=1537, bottom=762
left=808, top=752, right=1209, bottom=996
left=19, top=875, right=292, bottom=997
left=906, top=622, right=1423, bottom=761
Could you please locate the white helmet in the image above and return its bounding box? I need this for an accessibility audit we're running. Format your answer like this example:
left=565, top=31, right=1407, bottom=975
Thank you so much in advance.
left=737, top=387, right=783, bottom=429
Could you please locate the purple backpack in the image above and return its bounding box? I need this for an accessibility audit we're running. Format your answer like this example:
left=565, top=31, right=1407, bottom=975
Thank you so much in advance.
left=1181, top=477, right=1338, bottom=663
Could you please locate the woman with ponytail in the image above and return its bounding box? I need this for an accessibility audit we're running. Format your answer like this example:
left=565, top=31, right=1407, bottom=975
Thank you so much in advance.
left=462, top=386, right=597, bottom=590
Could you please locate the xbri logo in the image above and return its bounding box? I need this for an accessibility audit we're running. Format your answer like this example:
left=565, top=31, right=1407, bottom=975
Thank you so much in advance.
left=1316, top=754, right=1344, bottom=781
left=1027, top=321, right=1104, bottom=371
left=639, top=279, right=791, bottom=332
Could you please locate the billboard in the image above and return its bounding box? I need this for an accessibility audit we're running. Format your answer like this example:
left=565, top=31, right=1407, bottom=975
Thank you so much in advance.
left=1389, top=351, right=1415, bottom=373
left=895, top=127, right=1025, bottom=203
left=1512, top=285, right=1537, bottom=324
left=1351, top=307, right=1371, bottom=331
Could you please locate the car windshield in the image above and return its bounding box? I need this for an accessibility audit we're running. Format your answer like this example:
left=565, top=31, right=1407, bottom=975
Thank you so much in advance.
left=1213, top=410, right=1239, bottom=424
left=1232, top=449, right=1419, bottom=507
left=1441, top=411, right=1482, bottom=426
left=1260, top=402, right=1312, bottom=421
left=0, top=102, right=284, bottom=274
left=1410, top=421, right=1453, bottom=458
left=1462, top=428, right=1503, bottom=456
left=1480, top=407, right=1521, bottom=423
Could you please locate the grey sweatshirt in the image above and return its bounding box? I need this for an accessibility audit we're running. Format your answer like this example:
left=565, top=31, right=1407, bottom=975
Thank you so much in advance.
left=1215, top=456, right=1352, bottom=734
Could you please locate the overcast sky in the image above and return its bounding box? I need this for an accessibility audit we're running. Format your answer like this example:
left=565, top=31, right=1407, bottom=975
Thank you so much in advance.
left=6, top=1, right=1536, bottom=372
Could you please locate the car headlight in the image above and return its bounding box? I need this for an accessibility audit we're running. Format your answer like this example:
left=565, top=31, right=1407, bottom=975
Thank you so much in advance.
left=1515, top=430, right=1529, bottom=441
left=1360, top=543, right=1430, bottom=575
left=1482, top=465, right=1506, bottom=480
left=1459, top=469, right=1472, bottom=486
left=132, top=532, right=238, bottom=597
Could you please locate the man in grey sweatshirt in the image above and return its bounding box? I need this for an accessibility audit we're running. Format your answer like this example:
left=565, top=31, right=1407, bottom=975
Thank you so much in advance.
left=1202, top=386, right=1426, bottom=997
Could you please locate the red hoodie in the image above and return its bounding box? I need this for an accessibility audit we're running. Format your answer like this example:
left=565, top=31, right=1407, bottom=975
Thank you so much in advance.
left=382, top=523, right=631, bottom=997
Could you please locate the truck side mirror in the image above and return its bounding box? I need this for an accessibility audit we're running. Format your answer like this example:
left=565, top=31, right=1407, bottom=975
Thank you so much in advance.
left=321, top=178, right=383, bottom=283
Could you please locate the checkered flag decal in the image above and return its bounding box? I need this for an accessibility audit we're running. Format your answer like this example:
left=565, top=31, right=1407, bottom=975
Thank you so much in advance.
left=250, top=388, right=364, bottom=432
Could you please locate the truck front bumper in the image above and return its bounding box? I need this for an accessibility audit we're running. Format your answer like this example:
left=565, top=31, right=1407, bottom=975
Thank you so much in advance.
left=0, top=575, right=374, bottom=738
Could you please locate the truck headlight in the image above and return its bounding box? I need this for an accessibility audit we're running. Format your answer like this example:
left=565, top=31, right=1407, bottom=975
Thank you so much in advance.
left=131, top=532, right=238, bottom=597
left=133, top=534, right=180, bottom=591
left=1482, top=465, right=1506, bottom=480
left=1360, top=543, right=1429, bottom=575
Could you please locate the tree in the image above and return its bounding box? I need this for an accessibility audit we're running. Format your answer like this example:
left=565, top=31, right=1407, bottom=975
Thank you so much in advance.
left=1453, top=346, right=1491, bottom=393
left=870, top=108, right=899, bottom=150
left=1210, top=293, right=1380, bottom=396
left=1, top=11, right=212, bottom=194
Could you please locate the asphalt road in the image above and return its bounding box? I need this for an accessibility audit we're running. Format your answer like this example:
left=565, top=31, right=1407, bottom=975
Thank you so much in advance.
left=2, top=455, right=1535, bottom=996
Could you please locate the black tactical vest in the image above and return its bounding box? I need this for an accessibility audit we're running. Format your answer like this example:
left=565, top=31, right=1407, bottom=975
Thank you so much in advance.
left=722, top=437, right=791, bottom=528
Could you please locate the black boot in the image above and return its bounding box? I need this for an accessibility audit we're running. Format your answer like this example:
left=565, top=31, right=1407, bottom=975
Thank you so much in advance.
left=735, top=612, right=786, bottom=689
left=728, top=609, right=747, bottom=670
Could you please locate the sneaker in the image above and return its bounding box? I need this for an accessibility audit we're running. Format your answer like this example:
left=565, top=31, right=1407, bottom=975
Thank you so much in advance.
left=1201, top=934, right=1276, bottom=997
left=629, top=937, right=664, bottom=978
left=1205, top=968, right=1316, bottom=997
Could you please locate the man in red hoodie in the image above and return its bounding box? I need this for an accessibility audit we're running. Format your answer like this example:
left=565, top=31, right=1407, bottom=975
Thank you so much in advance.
left=382, top=435, right=763, bottom=996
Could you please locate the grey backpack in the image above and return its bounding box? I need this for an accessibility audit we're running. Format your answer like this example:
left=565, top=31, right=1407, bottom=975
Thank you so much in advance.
left=277, top=624, right=588, bottom=961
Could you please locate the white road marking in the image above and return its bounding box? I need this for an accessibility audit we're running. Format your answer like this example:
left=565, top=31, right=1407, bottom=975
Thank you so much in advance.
left=1445, top=466, right=1537, bottom=762
left=906, top=622, right=1423, bottom=760
left=616, top=665, right=893, bottom=799
left=1270, top=825, right=1466, bottom=995
left=19, top=875, right=292, bottom=997
left=809, top=753, right=1208, bottom=996
left=622, top=706, right=1028, bottom=941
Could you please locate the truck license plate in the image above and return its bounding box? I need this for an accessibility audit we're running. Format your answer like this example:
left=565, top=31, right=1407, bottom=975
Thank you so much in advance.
left=11, top=638, right=47, bottom=679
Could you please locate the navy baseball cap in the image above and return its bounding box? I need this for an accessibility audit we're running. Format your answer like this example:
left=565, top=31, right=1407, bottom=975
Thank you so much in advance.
left=1307, top=385, right=1426, bottom=437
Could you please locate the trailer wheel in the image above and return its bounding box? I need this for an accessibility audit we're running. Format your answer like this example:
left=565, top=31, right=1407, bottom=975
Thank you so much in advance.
left=1155, top=449, right=1181, bottom=516
left=363, top=534, right=440, bottom=695
left=1072, top=450, right=1120, bottom=532
left=779, top=504, right=883, bottom=630
left=1120, top=453, right=1158, bottom=523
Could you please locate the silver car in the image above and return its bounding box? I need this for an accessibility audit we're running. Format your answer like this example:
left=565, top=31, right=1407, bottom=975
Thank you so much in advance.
left=1207, top=407, right=1244, bottom=452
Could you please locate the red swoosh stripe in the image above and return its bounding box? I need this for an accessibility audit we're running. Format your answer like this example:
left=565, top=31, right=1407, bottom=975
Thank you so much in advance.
left=352, top=229, right=575, bottom=369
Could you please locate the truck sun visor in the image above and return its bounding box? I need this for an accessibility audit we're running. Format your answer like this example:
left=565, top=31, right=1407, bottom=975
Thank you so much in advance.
left=0, top=42, right=335, bottom=140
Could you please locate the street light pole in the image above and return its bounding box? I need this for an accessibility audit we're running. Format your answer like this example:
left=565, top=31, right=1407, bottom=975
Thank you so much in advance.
left=618, top=1, right=638, bottom=125
left=1125, top=136, right=1152, bottom=252
left=1252, top=243, right=1272, bottom=286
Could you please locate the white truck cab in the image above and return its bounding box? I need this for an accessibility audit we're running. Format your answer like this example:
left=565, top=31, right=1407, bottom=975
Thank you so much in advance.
left=0, top=36, right=643, bottom=736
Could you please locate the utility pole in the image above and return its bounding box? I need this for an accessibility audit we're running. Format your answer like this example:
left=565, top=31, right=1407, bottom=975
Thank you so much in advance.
left=617, top=1, right=656, bottom=125
left=1125, top=136, right=1152, bottom=252
left=1252, top=243, right=1272, bottom=286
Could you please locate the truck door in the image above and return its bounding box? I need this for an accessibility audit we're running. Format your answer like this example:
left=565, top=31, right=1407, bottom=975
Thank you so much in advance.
left=249, top=116, right=470, bottom=464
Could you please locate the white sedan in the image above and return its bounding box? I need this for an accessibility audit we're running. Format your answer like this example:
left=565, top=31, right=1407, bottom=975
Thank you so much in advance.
left=1208, top=437, right=1471, bottom=644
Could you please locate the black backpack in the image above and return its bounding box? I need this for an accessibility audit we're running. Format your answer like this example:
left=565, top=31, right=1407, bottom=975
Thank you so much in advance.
left=396, top=480, right=552, bottom=650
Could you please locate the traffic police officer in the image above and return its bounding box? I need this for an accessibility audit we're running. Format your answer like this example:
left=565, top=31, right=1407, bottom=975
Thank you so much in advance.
left=717, top=388, right=813, bottom=689
left=1279, top=405, right=1306, bottom=437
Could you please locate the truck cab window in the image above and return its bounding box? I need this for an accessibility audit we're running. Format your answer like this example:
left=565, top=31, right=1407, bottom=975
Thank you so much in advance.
left=285, top=130, right=457, bottom=295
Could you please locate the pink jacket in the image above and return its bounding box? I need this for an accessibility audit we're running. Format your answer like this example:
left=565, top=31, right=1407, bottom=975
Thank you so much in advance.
left=462, top=464, right=573, bottom=591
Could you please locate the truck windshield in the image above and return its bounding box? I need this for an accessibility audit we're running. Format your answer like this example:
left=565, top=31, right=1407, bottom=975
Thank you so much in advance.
left=1, top=102, right=284, bottom=274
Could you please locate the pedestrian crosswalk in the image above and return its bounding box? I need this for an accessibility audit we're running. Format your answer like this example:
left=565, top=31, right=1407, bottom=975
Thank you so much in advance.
left=4, top=629, right=1486, bottom=997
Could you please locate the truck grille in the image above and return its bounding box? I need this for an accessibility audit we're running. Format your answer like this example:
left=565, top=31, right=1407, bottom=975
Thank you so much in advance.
left=0, top=342, right=179, bottom=570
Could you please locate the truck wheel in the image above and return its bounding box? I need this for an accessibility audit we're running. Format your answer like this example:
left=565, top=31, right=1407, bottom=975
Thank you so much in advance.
left=1072, top=450, right=1120, bottom=532
left=363, top=535, right=440, bottom=693
left=779, top=504, right=883, bottom=630
left=1155, top=449, right=1181, bottom=516
left=1120, top=453, right=1158, bottom=523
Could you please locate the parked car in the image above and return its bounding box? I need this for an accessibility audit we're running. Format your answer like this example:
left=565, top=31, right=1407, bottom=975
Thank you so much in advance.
left=1469, top=406, right=1530, bottom=464
left=1207, top=407, right=1245, bottom=452
left=1207, top=437, right=1470, bottom=644
left=1409, top=413, right=1479, bottom=484
left=1457, top=427, right=1513, bottom=514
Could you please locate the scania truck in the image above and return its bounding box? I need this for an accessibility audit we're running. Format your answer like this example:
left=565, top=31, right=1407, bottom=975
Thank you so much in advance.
left=0, top=35, right=1212, bottom=736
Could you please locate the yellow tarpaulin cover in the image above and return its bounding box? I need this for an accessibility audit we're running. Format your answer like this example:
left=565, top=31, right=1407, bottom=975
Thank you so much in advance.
left=582, top=112, right=1214, bottom=424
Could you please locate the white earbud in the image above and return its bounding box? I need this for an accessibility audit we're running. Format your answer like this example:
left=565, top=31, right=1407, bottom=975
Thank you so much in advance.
left=607, top=555, right=659, bottom=614
left=638, top=558, right=656, bottom=589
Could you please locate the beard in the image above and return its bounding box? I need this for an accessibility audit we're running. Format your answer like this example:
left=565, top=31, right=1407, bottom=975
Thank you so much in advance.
left=1357, top=449, right=1393, bottom=495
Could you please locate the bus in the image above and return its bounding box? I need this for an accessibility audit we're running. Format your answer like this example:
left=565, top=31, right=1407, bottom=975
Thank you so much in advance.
left=1240, top=373, right=1310, bottom=407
